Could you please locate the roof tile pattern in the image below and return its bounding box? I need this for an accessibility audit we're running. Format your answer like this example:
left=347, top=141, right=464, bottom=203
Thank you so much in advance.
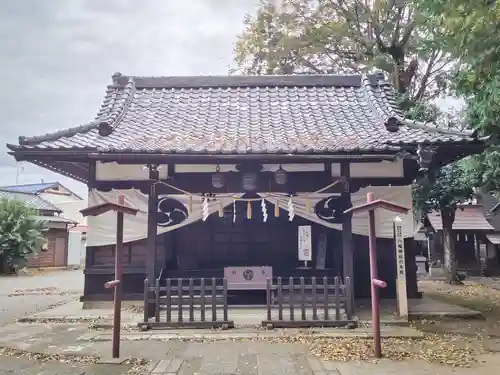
left=13, top=74, right=476, bottom=154
left=0, top=182, right=58, bottom=194
left=427, top=205, right=494, bottom=231
left=0, top=190, right=60, bottom=212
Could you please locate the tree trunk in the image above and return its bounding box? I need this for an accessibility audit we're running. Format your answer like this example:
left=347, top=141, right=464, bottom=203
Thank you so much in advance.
left=0, top=254, right=6, bottom=274
left=441, top=208, right=460, bottom=284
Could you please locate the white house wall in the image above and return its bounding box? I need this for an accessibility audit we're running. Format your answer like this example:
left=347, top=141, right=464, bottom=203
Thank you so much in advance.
left=40, top=192, right=87, bottom=225
left=67, top=231, right=86, bottom=266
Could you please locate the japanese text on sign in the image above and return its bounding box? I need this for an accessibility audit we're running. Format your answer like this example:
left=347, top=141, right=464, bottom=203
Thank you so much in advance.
left=395, top=221, right=406, bottom=279
left=298, top=225, right=312, bottom=261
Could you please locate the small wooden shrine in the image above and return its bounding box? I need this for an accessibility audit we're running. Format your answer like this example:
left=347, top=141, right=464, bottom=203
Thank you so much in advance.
left=7, top=73, right=485, bottom=304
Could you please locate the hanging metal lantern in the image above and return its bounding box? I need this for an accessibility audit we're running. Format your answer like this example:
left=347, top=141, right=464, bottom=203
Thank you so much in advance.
left=211, top=165, right=225, bottom=188
left=242, top=172, right=257, bottom=191
left=274, top=165, right=287, bottom=185
left=417, top=144, right=435, bottom=172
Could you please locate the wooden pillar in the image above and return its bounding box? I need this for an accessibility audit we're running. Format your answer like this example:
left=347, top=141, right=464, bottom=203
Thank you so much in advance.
left=474, top=233, right=482, bottom=270
left=146, top=165, right=159, bottom=284
left=84, top=247, right=94, bottom=269
left=341, top=162, right=354, bottom=288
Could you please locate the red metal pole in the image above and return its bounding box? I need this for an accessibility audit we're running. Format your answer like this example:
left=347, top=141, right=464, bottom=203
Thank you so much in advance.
left=367, top=192, right=382, bottom=358
left=112, top=194, right=125, bottom=358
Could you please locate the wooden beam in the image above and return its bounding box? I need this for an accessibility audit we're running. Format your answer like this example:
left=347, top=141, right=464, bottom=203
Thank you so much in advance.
left=88, top=161, right=97, bottom=189
left=80, top=202, right=139, bottom=217
left=15, top=142, right=482, bottom=187
left=12, top=149, right=400, bottom=163
left=91, top=172, right=413, bottom=195
left=146, top=166, right=160, bottom=284
left=341, top=161, right=354, bottom=292
left=343, top=200, right=410, bottom=215
left=86, top=152, right=400, bottom=163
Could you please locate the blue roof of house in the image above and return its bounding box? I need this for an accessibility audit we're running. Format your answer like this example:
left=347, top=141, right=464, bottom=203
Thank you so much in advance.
left=0, top=182, right=58, bottom=194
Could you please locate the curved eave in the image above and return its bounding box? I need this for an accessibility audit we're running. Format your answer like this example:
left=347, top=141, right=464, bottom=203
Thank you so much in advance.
left=7, top=130, right=486, bottom=185
left=10, top=157, right=89, bottom=184
left=386, top=134, right=487, bottom=146
left=7, top=137, right=485, bottom=158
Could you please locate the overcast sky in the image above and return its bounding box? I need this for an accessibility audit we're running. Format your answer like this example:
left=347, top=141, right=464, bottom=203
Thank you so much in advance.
left=0, top=0, right=259, bottom=196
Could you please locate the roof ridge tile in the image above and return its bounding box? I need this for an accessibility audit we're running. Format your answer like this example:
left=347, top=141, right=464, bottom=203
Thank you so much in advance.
left=359, top=74, right=390, bottom=126
left=17, top=79, right=128, bottom=146
left=98, top=75, right=136, bottom=136
left=125, top=72, right=388, bottom=89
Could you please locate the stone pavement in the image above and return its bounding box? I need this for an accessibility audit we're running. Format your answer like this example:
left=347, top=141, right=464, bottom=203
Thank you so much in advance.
left=99, top=342, right=500, bottom=375
left=0, top=282, right=492, bottom=374
left=0, top=322, right=424, bottom=355
left=78, top=326, right=424, bottom=342
left=1, top=321, right=500, bottom=374
left=141, top=352, right=336, bottom=375
left=0, top=353, right=132, bottom=375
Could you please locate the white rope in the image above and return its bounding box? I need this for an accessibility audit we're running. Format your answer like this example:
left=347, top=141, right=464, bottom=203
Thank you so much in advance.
left=261, top=199, right=268, bottom=223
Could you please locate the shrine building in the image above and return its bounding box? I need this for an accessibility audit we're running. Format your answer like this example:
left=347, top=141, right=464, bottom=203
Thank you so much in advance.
left=7, top=73, right=484, bottom=305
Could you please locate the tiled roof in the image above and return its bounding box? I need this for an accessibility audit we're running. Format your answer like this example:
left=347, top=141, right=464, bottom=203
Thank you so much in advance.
left=10, top=73, right=479, bottom=155
left=427, top=205, right=494, bottom=231
left=0, top=182, right=58, bottom=194
left=0, top=190, right=60, bottom=212
left=30, top=215, right=76, bottom=224
left=0, top=182, right=84, bottom=200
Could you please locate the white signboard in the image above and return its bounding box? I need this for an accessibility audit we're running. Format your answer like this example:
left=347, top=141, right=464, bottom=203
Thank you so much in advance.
left=298, top=225, right=312, bottom=261
left=394, top=217, right=408, bottom=318
left=224, top=266, right=272, bottom=290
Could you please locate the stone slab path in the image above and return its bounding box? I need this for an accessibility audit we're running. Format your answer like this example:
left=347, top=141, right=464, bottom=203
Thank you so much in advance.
left=133, top=346, right=500, bottom=375
left=134, top=343, right=339, bottom=375
left=0, top=318, right=498, bottom=374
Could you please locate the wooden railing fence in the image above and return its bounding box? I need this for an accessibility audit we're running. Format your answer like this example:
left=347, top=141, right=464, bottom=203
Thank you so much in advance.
left=263, top=276, right=357, bottom=328
left=138, top=277, right=234, bottom=330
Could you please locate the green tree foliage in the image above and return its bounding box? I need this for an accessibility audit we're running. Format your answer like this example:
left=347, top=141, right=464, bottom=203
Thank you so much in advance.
left=413, top=164, right=474, bottom=281
left=233, top=0, right=455, bottom=114
left=416, top=0, right=500, bottom=192
left=234, top=0, right=477, bottom=282
left=0, top=198, right=46, bottom=272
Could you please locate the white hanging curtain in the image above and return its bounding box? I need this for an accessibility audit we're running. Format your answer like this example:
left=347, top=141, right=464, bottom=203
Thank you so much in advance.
left=85, top=185, right=415, bottom=246
left=260, top=185, right=416, bottom=238
left=261, top=193, right=341, bottom=229
left=86, top=189, right=241, bottom=247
